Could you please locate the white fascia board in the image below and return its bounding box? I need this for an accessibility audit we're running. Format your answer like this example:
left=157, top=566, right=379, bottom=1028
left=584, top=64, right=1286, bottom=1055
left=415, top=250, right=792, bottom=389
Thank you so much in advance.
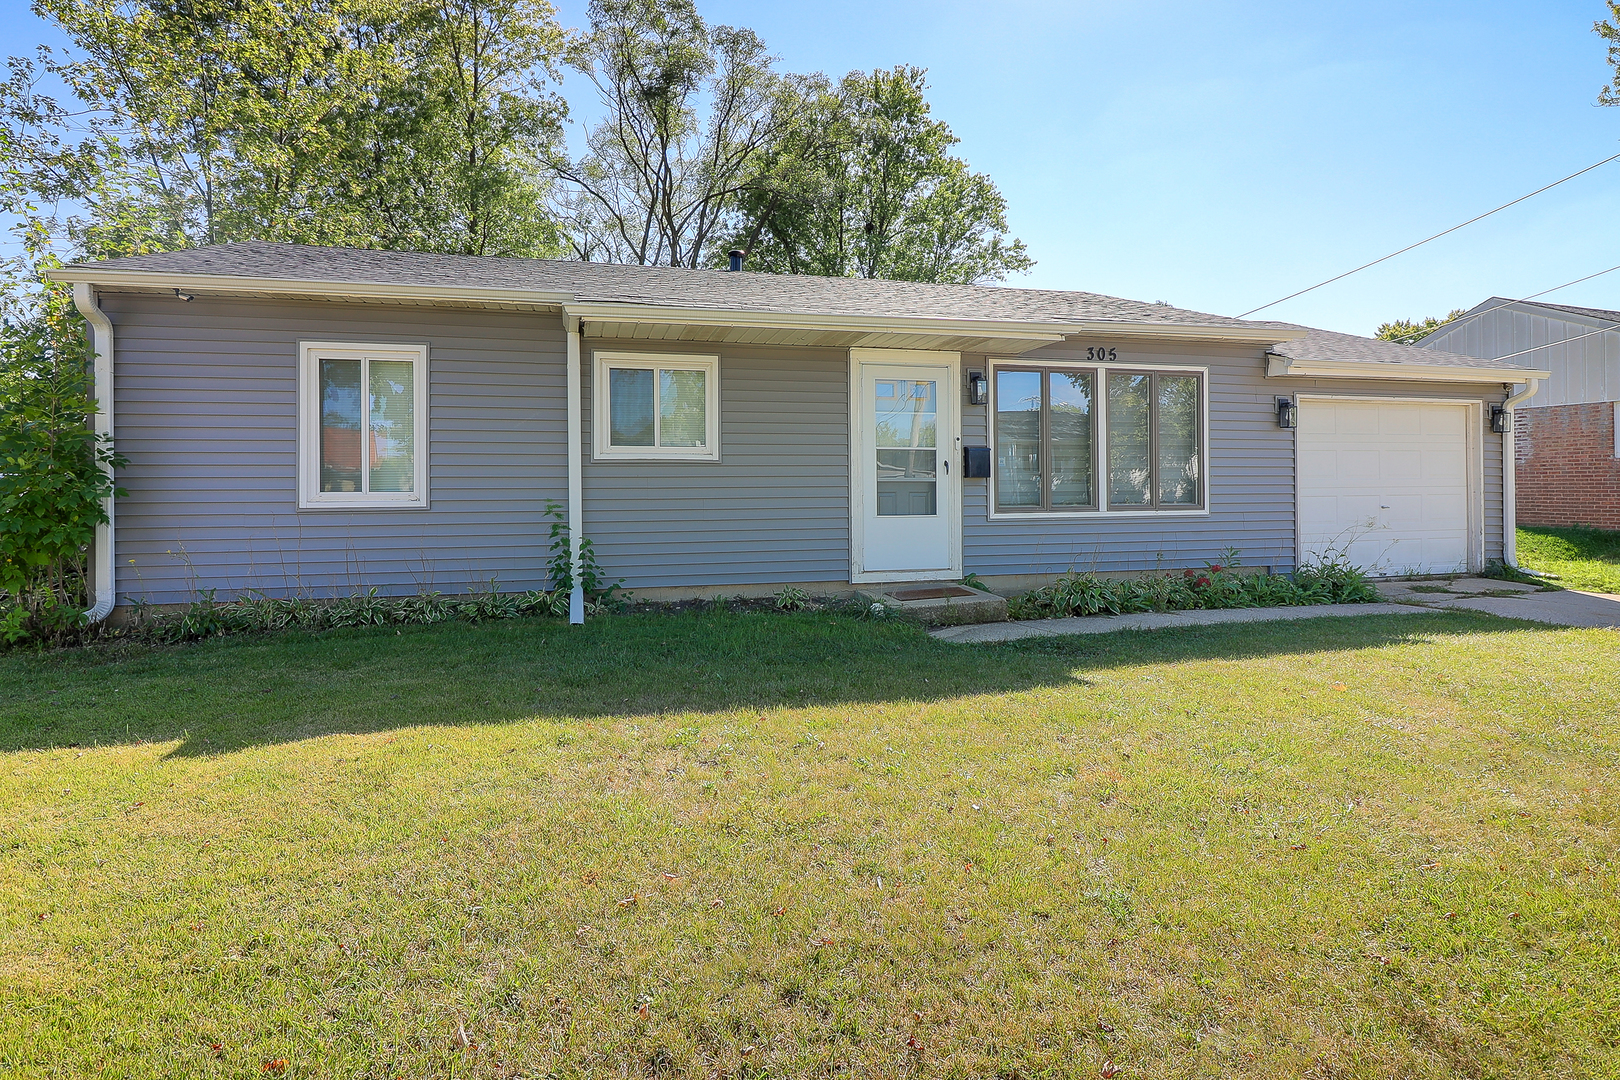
left=43, top=266, right=575, bottom=307
left=1071, top=321, right=1307, bottom=345
left=1267, top=355, right=1551, bottom=383
left=564, top=302, right=1071, bottom=343
left=564, top=302, right=1303, bottom=346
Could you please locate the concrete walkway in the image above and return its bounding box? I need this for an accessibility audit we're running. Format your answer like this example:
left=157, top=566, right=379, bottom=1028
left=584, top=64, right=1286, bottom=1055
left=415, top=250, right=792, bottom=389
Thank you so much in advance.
left=931, top=602, right=1427, bottom=644
left=931, top=577, right=1620, bottom=644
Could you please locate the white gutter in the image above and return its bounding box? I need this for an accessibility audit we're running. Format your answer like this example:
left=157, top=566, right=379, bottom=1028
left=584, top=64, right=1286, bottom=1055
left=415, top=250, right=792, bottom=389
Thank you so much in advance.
left=1500, top=377, right=1543, bottom=568
left=565, top=320, right=584, bottom=625
left=71, top=283, right=116, bottom=624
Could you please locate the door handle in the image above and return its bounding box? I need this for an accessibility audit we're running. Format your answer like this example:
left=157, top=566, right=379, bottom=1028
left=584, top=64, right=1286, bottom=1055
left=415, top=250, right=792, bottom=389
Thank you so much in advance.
left=942, top=456, right=949, bottom=475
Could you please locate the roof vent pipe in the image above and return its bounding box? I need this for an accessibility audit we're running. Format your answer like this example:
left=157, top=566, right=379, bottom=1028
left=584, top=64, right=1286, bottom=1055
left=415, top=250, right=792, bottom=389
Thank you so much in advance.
left=727, top=249, right=744, bottom=272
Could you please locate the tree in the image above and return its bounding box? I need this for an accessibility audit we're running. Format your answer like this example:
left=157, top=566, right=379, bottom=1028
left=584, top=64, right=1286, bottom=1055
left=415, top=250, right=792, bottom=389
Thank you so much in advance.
left=1374, top=309, right=1465, bottom=344
left=718, top=66, right=1033, bottom=284
left=1597, top=2, right=1620, bottom=105
left=2, top=0, right=575, bottom=262
left=550, top=0, right=818, bottom=266
left=0, top=279, right=124, bottom=644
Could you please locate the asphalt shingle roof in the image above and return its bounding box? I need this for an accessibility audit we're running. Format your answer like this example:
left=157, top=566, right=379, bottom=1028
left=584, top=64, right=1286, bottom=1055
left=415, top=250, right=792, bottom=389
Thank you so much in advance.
left=1267, top=326, right=1525, bottom=369
left=66, top=242, right=1539, bottom=373
left=75, top=241, right=1292, bottom=329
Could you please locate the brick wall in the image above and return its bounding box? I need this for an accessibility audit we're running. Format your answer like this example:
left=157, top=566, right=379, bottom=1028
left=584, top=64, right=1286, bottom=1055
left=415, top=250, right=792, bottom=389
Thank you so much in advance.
left=1515, top=401, right=1620, bottom=530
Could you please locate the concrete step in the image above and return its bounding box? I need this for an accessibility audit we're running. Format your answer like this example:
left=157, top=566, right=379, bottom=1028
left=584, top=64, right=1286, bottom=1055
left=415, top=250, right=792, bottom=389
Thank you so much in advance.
left=860, top=584, right=1009, bottom=627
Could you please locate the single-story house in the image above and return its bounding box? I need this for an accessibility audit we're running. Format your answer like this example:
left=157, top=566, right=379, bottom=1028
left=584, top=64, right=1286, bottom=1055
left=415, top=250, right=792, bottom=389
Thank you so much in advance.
left=48, top=243, right=1550, bottom=624
left=1418, top=297, right=1619, bottom=531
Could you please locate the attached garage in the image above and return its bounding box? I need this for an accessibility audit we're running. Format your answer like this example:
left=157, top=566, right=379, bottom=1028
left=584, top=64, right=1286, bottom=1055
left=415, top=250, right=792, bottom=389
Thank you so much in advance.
left=1295, top=398, right=1481, bottom=575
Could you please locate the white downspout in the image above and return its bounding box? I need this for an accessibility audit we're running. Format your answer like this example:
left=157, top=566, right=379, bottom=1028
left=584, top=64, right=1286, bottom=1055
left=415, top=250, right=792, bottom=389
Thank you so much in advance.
left=72, top=282, right=116, bottom=624
left=565, top=318, right=585, bottom=625
left=1500, top=377, right=1542, bottom=569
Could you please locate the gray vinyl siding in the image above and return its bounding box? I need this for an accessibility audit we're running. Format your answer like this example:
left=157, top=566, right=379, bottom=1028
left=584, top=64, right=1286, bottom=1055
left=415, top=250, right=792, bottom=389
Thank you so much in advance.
left=1423, top=303, right=1620, bottom=408
left=580, top=340, right=850, bottom=588
left=961, top=340, right=1507, bottom=576
left=103, top=293, right=566, bottom=605
left=103, top=293, right=1509, bottom=604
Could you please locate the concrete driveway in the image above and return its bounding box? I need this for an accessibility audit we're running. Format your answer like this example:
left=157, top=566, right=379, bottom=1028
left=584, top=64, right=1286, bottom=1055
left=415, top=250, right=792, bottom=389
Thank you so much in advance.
left=1375, top=577, right=1620, bottom=629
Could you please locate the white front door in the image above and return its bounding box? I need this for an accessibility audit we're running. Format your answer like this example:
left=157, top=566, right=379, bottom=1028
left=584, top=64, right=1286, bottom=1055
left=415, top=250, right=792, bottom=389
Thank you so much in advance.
left=1296, top=399, right=1479, bottom=575
left=851, top=351, right=960, bottom=581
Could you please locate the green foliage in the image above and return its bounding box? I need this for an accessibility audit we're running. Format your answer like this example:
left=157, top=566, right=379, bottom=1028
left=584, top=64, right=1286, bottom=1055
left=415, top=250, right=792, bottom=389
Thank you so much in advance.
left=1597, top=2, right=1620, bottom=106
left=554, top=0, right=815, bottom=266
left=4, top=0, right=575, bottom=261
left=1373, top=309, right=1466, bottom=345
left=544, top=499, right=624, bottom=608
left=718, top=66, right=1033, bottom=284
left=137, top=582, right=574, bottom=644
left=773, top=585, right=809, bottom=611
left=1008, top=552, right=1377, bottom=620
left=0, top=288, right=124, bottom=647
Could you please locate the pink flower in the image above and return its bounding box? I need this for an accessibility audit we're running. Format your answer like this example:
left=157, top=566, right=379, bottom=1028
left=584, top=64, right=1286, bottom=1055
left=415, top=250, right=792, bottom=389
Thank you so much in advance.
left=1195, top=576, right=1212, bottom=588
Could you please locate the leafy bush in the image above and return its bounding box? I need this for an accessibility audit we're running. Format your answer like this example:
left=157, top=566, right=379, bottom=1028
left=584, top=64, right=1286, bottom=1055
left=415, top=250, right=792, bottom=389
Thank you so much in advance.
left=774, top=585, right=810, bottom=611
left=0, top=291, right=125, bottom=647
left=136, top=582, right=585, bottom=644
left=1008, top=551, right=1376, bottom=620
left=545, top=500, right=624, bottom=610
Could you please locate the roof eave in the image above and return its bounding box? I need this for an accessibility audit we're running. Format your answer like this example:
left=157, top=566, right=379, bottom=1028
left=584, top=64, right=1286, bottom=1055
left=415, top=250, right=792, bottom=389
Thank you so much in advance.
left=44, top=266, right=577, bottom=308
left=1266, top=355, right=1551, bottom=383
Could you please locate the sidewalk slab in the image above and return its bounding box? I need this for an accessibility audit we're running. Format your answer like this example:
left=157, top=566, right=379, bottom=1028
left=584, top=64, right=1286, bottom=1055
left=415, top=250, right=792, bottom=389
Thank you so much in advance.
left=931, top=602, right=1425, bottom=644
left=1422, top=590, right=1620, bottom=629
left=930, top=589, right=1620, bottom=644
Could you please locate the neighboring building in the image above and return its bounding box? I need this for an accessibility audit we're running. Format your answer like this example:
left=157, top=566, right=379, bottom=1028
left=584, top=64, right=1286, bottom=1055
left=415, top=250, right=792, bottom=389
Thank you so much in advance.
left=1420, top=298, right=1620, bottom=531
left=48, top=243, right=1549, bottom=623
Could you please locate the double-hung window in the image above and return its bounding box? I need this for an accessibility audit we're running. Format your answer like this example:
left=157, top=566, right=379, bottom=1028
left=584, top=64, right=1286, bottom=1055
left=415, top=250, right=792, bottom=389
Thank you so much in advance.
left=298, top=342, right=428, bottom=509
left=593, top=352, right=720, bottom=461
left=992, top=363, right=1204, bottom=514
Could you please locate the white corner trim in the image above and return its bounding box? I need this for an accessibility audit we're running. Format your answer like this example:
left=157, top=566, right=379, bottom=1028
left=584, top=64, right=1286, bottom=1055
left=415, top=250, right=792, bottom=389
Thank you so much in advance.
left=591, top=350, right=721, bottom=462
left=1267, top=354, right=1552, bottom=383
left=297, top=341, right=430, bottom=509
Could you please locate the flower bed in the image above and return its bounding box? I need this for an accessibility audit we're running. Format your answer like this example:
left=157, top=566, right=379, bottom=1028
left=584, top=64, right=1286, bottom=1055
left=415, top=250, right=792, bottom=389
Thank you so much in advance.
left=1007, top=555, right=1377, bottom=620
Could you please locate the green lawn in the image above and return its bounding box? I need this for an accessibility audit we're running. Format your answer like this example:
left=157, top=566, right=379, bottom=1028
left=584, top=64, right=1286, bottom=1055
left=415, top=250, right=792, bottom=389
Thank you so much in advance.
left=2, top=610, right=1618, bottom=1078
left=1518, top=525, right=1620, bottom=594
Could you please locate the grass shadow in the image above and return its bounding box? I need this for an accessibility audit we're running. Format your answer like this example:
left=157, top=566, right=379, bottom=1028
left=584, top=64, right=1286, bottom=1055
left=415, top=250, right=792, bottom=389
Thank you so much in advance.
left=0, top=607, right=1556, bottom=757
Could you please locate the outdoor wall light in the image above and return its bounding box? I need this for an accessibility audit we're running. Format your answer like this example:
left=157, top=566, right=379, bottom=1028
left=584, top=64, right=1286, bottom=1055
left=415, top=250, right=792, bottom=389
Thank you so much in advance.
left=1276, top=396, right=1297, bottom=429
left=173, top=289, right=194, bottom=302
left=967, top=368, right=989, bottom=406
left=1490, top=404, right=1511, bottom=433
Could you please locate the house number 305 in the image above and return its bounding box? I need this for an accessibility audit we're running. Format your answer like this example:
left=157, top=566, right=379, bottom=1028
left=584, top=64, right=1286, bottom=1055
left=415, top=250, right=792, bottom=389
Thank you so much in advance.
left=1085, top=346, right=1119, bottom=362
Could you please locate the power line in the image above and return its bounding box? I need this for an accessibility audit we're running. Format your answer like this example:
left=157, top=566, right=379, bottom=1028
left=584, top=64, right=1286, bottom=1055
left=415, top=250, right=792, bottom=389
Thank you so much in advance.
left=1236, top=152, right=1620, bottom=319
left=1382, top=261, right=1620, bottom=345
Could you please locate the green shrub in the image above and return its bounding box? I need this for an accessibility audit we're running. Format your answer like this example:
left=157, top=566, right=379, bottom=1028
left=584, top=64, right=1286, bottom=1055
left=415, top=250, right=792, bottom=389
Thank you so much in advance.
left=0, top=294, right=125, bottom=648
left=1008, top=552, right=1376, bottom=620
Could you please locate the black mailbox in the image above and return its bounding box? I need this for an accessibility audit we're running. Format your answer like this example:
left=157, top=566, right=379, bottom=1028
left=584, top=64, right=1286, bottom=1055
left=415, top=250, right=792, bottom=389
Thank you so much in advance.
left=963, top=446, right=992, bottom=478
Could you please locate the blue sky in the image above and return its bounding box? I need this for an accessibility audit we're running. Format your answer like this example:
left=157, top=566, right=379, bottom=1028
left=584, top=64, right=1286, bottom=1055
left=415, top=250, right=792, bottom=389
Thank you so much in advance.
left=8, top=1, right=1619, bottom=335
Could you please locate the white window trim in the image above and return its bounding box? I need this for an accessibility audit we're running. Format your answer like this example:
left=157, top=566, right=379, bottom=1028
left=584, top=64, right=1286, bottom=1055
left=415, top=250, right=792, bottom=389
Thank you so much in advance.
left=298, top=340, right=430, bottom=510
left=984, top=359, right=1211, bottom=521
left=592, top=350, right=721, bottom=462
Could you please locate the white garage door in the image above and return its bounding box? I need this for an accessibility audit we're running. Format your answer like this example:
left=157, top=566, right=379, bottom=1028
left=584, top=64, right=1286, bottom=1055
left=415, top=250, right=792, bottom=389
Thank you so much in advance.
left=1297, top=400, right=1474, bottom=575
